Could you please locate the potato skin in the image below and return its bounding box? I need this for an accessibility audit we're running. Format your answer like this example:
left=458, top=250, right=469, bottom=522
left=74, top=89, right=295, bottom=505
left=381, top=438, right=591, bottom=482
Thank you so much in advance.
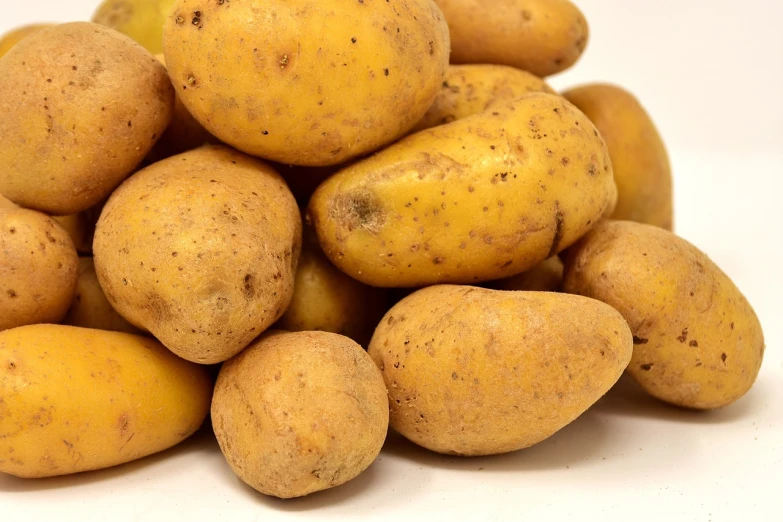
left=163, top=0, right=450, bottom=166
left=0, top=24, right=51, bottom=58
left=0, top=23, right=174, bottom=215
left=93, top=145, right=302, bottom=364
left=369, top=286, right=632, bottom=456
left=0, top=325, right=212, bottom=478
left=1, top=204, right=79, bottom=332
left=212, top=331, right=389, bottom=499
left=493, top=256, right=564, bottom=292
left=308, top=93, right=616, bottom=287
left=562, top=221, right=764, bottom=409
left=564, top=84, right=673, bottom=230
left=93, top=0, right=178, bottom=54
left=412, top=64, right=555, bottom=133
left=434, top=0, right=589, bottom=77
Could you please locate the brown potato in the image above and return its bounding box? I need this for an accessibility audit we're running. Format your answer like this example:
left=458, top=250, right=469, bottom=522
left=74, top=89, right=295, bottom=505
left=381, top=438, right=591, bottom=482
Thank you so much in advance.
left=493, top=256, right=564, bottom=292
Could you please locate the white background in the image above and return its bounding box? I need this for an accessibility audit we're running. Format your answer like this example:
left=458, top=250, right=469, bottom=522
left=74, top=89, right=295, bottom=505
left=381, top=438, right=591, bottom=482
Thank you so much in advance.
left=1, top=1, right=782, bottom=521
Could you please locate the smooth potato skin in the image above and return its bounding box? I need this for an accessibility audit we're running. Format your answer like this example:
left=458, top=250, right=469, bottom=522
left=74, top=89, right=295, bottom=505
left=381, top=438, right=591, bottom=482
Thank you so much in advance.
left=0, top=23, right=174, bottom=215
left=562, top=221, right=764, bottom=409
left=93, top=0, right=178, bottom=54
left=434, top=0, right=589, bottom=77
left=93, top=146, right=302, bottom=364
left=412, top=64, right=555, bottom=133
left=369, top=286, right=632, bottom=456
left=1, top=205, right=78, bottom=332
left=0, top=325, right=212, bottom=478
left=564, top=84, right=673, bottom=230
left=163, top=0, right=450, bottom=166
left=212, top=331, right=389, bottom=498
left=308, top=93, right=616, bottom=287
left=0, top=24, right=51, bottom=58
left=493, top=256, right=564, bottom=292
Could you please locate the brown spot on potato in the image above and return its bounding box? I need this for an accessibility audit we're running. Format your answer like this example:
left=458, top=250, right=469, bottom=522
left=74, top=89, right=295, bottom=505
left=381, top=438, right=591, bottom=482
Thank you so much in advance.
left=330, top=192, right=385, bottom=234
left=243, top=274, right=255, bottom=299
left=547, top=202, right=565, bottom=257
left=632, top=336, right=649, bottom=345
left=640, top=363, right=654, bottom=371
left=676, top=328, right=689, bottom=343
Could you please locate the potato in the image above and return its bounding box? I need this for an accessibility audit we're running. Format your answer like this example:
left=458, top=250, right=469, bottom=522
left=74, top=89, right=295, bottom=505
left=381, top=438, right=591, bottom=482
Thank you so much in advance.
left=93, top=145, right=302, bottom=364
left=52, top=206, right=102, bottom=256
left=368, top=285, right=632, bottom=456
left=1, top=201, right=79, bottom=332
left=308, top=93, right=616, bottom=287
left=93, top=0, right=178, bottom=54
left=564, top=84, right=673, bottom=230
left=0, top=325, right=212, bottom=478
left=163, top=0, right=450, bottom=166
left=0, top=24, right=51, bottom=58
left=493, top=256, right=564, bottom=292
left=433, top=0, right=589, bottom=77
left=412, top=64, right=555, bottom=133
left=212, top=331, right=388, bottom=498
left=0, top=22, right=174, bottom=215
left=278, top=226, right=386, bottom=347
left=63, top=258, right=141, bottom=334
left=562, top=221, right=764, bottom=409
left=275, top=164, right=342, bottom=207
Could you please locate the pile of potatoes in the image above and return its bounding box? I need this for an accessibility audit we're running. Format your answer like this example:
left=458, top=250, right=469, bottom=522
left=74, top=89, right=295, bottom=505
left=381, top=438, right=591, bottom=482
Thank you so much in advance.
left=0, top=0, right=764, bottom=499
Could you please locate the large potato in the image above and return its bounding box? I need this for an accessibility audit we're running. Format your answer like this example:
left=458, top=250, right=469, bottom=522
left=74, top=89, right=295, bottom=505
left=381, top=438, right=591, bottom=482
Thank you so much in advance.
left=163, top=0, right=450, bottom=166
left=93, top=0, right=178, bottom=54
left=562, top=221, right=764, bottom=409
left=93, top=145, right=302, bottom=364
left=308, top=93, right=616, bottom=287
left=564, top=84, right=673, bottom=230
left=0, top=24, right=51, bottom=58
left=0, top=325, right=212, bottom=478
left=1, top=200, right=79, bottom=331
left=412, top=64, right=555, bottom=133
left=434, top=0, right=589, bottom=77
left=212, top=331, right=388, bottom=498
left=0, top=23, right=174, bottom=215
left=368, top=285, right=632, bottom=456
left=493, top=256, right=564, bottom=292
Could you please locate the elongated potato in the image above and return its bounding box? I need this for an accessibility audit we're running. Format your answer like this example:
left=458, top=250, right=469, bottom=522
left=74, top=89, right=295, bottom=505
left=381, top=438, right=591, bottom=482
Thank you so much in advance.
left=0, top=325, right=212, bottom=478
left=563, top=221, right=765, bottom=409
left=434, top=0, right=589, bottom=77
left=493, top=256, right=564, bottom=292
left=368, top=285, right=632, bottom=455
left=0, top=24, right=51, bottom=58
left=308, top=93, right=616, bottom=287
left=564, top=84, right=673, bottom=230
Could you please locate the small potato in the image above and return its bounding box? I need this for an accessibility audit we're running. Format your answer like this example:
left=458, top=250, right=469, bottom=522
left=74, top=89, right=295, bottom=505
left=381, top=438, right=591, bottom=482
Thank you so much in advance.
left=0, top=24, right=51, bottom=58
left=368, top=286, right=632, bottom=456
left=562, top=221, right=765, bottom=409
left=412, top=64, right=555, bottom=133
left=63, top=258, right=140, bottom=334
left=94, top=145, right=302, bottom=364
left=308, top=93, right=616, bottom=287
left=93, top=0, right=178, bottom=54
left=212, top=331, right=388, bottom=498
left=1, top=201, right=79, bottom=331
left=0, top=23, right=174, bottom=215
left=493, top=256, right=564, bottom=292
left=163, top=0, right=450, bottom=166
left=564, top=84, right=673, bottom=230
left=0, top=325, right=212, bottom=478
left=434, top=0, right=589, bottom=77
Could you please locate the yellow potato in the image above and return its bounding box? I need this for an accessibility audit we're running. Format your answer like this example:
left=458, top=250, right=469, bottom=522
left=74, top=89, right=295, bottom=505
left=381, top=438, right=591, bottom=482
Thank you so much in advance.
left=93, top=146, right=302, bottom=364
left=1, top=201, right=79, bottom=332
left=212, top=331, right=388, bottom=498
left=93, top=0, right=178, bottom=54
left=368, top=285, right=632, bottom=456
left=63, top=258, right=140, bottom=334
left=163, top=0, right=450, bottom=166
left=562, top=221, right=764, bottom=409
left=308, top=93, right=616, bottom=287
left=0, top=325, right=212, bottom=478
left=564, top=84, right=673, bottom=230
left=434, top=0, right=589, bottom=77
left=0, top=24, right=51, bottom=58
left=0, top=22, right=174, bottom=215
left=412, top=64, right=555, bottom=133
left=493, top=256, right=564, bottom=292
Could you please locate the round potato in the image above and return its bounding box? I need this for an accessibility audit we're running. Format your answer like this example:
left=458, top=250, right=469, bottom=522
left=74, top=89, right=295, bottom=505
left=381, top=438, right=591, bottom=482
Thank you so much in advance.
left=562, top=221, right=764, bottom=409
left=1, top=201, right=79, bottom=332
left=493, top=256, right=564, bottom=292
left=412, top=64, right=555, bottom=133
left=212, top=331, right=389, bottom=498
left=369, top=285, right=632, bottom=456
left=564, top=84, right=673, bottom=230
left=163, top=0, right=450, bottom=166
left=0, top=325, right=212, bottom=478
left=93, top=0, right=178, bottom=54
left=0, top=24, right=51, bottom=58
left=308, top=93, right=616, bottom=287
left=434, top=0, right=589, bottom=77
left=93, top=145, right=302, bottom=364
left=0, top=22, right=174, bottom=215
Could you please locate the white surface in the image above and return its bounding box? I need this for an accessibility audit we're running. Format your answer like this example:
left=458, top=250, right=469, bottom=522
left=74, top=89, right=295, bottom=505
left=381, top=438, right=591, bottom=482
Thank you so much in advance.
left=2, top=1, right=782, bottom=521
